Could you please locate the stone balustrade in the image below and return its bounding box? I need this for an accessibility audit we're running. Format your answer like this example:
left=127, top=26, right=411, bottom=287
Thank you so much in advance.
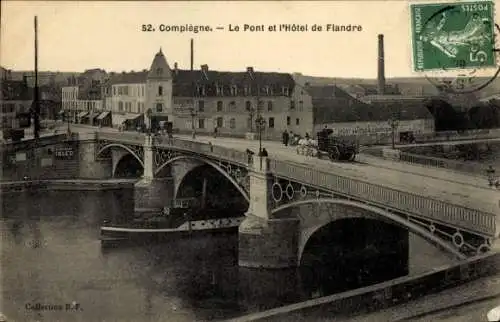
left=268, top=159, right=496, bottom=237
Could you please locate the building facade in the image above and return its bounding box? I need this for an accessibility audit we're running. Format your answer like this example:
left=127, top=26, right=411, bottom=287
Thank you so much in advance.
left=0, top=80, right=32, bottom=131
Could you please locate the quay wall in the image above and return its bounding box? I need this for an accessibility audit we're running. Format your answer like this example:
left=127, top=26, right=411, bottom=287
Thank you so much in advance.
left=230, top=252, right=500, bottom=322
left=1, top=136, right=112, bottom=181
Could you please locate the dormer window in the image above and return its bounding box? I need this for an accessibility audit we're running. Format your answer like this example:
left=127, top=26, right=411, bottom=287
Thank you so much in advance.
left=216, top=85, right=223, bottom=96
left=269, top=86, right=274, bottom=96
left=282, top=86, right=289, bottom=96
left=244, top=85, right=251, bottom=96
left=231, top=85, right=237, bottom=96
left=264, top=86, right=270, bottom=95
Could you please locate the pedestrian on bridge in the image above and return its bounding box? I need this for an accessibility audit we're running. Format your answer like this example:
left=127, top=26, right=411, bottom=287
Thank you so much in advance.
left=486, top=165, right=497, bottom=187
left=282, top=130, right=289, bottom=146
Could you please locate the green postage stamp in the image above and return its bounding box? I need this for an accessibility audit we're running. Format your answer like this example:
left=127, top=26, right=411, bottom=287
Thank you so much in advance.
left=410, top=1, right=496, bottom=72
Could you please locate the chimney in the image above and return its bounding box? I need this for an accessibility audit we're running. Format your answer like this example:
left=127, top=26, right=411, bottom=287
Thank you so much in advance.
left=190, top=38, right=194, bottom=72
left=23, top=74, right=28, bottom=87
left=201, top=64, right=208, bottom=72
left=174, top=62, right=178, bottom=75
left=377, top=34, right=386, bottom=95
left=247, top=66, right=254, bottom=73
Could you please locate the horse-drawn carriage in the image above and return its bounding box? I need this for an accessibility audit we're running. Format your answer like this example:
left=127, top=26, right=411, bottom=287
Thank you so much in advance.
left=316, top=129, right=357, bottom=161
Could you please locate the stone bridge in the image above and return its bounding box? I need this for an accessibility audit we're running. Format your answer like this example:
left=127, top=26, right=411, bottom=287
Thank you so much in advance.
left=2, top=131, right=498, bottom=269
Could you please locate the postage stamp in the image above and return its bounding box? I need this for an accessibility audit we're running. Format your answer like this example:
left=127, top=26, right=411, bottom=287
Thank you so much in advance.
left=410, top=1, right=496, bottom=72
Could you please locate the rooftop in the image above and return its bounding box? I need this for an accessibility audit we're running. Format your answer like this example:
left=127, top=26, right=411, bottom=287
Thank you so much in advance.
left=307, top=85, right=434, bottom=124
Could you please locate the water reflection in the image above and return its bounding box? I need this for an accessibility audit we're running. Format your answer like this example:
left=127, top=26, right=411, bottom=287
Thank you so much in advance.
left=1, top=190, right=454, bottom=321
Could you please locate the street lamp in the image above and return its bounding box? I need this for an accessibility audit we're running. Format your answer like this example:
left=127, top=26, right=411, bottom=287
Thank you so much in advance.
left=189, top=104, right=197, bottom=139
left=388, top=116, right=400, bottom=149
left=145, top=108, right=152, bottom=136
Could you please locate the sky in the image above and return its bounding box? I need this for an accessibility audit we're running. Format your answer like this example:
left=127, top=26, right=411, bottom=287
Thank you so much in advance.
left=1, top=0, right=499, bottom=78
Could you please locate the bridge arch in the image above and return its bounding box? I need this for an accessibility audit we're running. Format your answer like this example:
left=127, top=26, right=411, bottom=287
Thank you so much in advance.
left=155, top=155, right=250, bottom=203
left=97, top=143, right=144, bottom=168
left=98, top=143, right=145, bottom=178
left=271, top=198, right=466, bottom=262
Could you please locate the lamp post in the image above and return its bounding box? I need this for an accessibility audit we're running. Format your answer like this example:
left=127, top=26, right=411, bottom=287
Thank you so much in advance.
left=66, top=109, right=71, bottom=135
left=189, top=104, right=197, bottom=139
left=388, top=117, right=399, bottom=149
left=145, top=108, right=152, bottom=136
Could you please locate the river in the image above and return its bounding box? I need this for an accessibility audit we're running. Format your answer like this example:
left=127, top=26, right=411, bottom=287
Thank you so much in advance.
left=1, top=190, right=456, bottom=322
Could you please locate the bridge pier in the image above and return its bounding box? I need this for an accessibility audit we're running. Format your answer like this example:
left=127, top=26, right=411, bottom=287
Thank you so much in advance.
left=134, top=135, right=174, bottom=210
left=239, top=157, right=300, bottom=269
left=79, top=134, right=112, bottom=179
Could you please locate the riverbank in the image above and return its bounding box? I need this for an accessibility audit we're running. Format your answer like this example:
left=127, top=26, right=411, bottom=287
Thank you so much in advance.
left=0, top=178, right=137, bottom=193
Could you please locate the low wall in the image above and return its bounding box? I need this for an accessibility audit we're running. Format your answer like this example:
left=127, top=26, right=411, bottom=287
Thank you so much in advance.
left=398, top=151, right=488, bottom=176
left=0, top=180, right=135, bottom=194
left=231, top=252, right=500, bottom=322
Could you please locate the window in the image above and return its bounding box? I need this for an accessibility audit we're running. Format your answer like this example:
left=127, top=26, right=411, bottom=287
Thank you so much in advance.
left=216, top=85, right=223, bottom=96
left=156, top=103, right=163, bottom=112
left=198, top=100, right=205, bottom=112
left=268, top=117, right=275, bottom=128
left=216, top=101, right=223, bottom=112
left=245, top=101, right=252, bottom=112
left=118, top=101, right=123, bottom=111
left=158, top=86, right=163, bottom=96
left=282, top=86, right=289, bottom=96
left=267, top=101, right=273, bottom=112
left=230, top=118, right=236, bottom=129
left=264, top=86, right=270, bottom=95
left=296, top=118, right=300, bottom=125
left=244, top=86, right=250, bottom=96
left=157, top=68, right=163, bottom=75
left=231, top=85, right=237, bottom=96
left=113, top=87, right=116, bottom=95
left=229, top=101, right=236, bottom=110
left=197, top=85, right=206, bottom=96
left=216, top=117, right=223, bottom=127
left=299, top=100, right=304, bottom=110
left=290, top=100, right=295, bottom=110
left=198, top=118, right=205, bottom=129
left=287, top=116, right=291, bottom=125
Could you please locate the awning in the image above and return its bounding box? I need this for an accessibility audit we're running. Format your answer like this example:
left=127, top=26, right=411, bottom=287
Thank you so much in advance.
left=125, top=113, right=142, bottom=121
left=77, top=111, right=89, bottom=118
left=112, top=114, right=129, bottom=125
left=97, top=111, right=110, bottom=120
left=89, top=112, right=100, bottom=120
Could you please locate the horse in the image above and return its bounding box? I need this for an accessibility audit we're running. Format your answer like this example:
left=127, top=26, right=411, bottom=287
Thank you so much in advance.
left=296, top=138, right=318, bottom=156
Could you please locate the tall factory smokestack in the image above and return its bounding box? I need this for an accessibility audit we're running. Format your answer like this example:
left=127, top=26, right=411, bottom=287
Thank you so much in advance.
left=190, top=38, right=194, bottom=71
left=377, top=34, right=385, bottom=95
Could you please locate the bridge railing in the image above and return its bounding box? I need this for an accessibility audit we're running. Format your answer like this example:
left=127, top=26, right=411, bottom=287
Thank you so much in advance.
left=97, top=131, right=250, bottom=165
left=398, top=152, right=488, bottom=177
left=268, top=159, right=496, bottom=237
left=96, top=131, right=145, bottom=145
left=154, top=136, right=250, bottom=165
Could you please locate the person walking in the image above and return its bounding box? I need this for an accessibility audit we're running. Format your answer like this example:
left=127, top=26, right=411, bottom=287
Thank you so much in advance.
left=282, top=130, right=289, bottom=146
left=486, top=165, right=496, bottom=186
left=213, top=126, right=218, bottom=138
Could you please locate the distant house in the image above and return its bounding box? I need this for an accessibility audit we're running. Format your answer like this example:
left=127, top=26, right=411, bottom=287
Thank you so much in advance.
left=303, top=85, right=435, bottom=142
left=0, top=79, right=32, bottom=130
